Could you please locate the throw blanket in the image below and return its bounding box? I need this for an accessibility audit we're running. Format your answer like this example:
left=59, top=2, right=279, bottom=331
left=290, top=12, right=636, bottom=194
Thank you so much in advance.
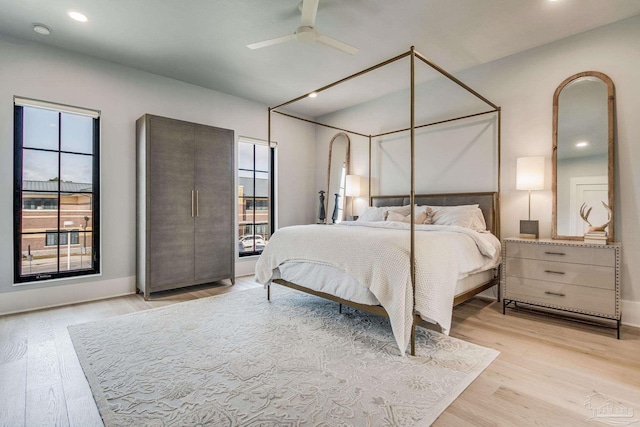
left=255, top=222, right=499, bottom=354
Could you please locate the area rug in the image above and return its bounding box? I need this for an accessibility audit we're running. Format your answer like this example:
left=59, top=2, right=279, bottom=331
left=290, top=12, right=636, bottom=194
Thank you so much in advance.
left=69, top=286, right=498, bottom=426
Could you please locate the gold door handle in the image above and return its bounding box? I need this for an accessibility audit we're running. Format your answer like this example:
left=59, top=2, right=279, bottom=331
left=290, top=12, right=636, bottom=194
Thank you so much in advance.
left=191, top=190, right=194, bottom=218
left=196, top=190, right=199, bottom=217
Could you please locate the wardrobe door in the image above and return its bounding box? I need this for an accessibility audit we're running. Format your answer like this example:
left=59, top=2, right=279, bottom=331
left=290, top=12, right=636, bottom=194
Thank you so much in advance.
left=148, top=117, right=195, bottom=289
left=194, top=125, right=234, bottom=281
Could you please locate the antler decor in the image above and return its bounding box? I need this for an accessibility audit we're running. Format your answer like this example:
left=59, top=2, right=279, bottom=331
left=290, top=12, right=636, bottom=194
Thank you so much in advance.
left=579, top=202, right=612, bottom=232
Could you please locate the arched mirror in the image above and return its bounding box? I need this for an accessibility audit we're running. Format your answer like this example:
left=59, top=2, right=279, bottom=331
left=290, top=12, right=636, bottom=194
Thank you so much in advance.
left=326, top=132, right=350, bottom=224
left=553, top=71, right=615, bottom=241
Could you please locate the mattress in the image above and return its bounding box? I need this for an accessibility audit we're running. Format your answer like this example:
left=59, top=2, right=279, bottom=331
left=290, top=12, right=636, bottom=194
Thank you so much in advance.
left=276, top=260, right=497, bottom=308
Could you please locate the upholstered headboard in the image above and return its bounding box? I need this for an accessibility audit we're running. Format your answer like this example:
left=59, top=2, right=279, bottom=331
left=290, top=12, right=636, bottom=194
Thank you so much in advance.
left=370, top=192, right=499, bottom=238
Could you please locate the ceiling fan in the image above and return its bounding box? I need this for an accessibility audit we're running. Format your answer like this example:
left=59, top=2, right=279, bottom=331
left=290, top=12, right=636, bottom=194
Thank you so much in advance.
left=247, top=0, right=359, bottom=55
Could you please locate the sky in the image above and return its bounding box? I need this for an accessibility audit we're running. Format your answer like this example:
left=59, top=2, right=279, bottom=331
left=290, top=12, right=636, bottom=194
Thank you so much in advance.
left=22, top=106, right=93, bottom=184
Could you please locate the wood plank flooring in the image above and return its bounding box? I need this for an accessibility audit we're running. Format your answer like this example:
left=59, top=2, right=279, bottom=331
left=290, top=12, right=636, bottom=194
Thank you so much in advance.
left=0, top=276, right=638, bottom=426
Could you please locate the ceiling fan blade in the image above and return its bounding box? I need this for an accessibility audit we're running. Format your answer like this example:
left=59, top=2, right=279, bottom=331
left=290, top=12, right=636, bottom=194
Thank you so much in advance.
left=247, top=34, right=296, bottom=50
left=300, top=0, right=319, bottom=27
left=317, top=33, right=359, bottom=55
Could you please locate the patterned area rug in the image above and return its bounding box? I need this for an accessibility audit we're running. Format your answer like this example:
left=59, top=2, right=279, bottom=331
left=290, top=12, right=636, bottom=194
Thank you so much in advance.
left=69, top=286, right=498, bottom=426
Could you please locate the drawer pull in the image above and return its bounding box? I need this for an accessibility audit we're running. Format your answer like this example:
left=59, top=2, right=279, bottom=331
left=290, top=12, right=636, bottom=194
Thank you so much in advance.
left=544, top=270, right=566, bottom=275
left=544, top=291, right=566, bottom=297
left=544, top=251, right=566, bottom=256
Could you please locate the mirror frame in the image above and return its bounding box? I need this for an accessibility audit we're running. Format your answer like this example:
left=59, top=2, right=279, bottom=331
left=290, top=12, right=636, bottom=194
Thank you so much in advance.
left=326, top=132, right=351, bottom=223
left=552, top=71, right=615, bottom=242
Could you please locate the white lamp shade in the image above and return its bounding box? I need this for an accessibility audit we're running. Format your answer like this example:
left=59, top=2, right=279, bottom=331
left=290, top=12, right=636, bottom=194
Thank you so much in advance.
left=345, top=175, right=361, bottom=197
left=516, top=157, right=545, bottom=190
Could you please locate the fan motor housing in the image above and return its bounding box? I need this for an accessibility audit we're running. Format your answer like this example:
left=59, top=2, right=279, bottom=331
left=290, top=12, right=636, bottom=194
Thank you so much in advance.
left=295, top=26, right=317, bottom=42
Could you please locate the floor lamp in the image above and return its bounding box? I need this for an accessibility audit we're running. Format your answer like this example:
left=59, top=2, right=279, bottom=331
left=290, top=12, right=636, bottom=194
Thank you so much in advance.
left=516, top=157, right=545, bottom=239
left=345, top=175, right=361, bottom=220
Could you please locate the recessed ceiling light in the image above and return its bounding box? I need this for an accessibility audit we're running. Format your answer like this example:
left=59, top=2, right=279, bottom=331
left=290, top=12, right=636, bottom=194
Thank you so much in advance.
left=308, top=92, right=318, bottom=98
left=68, top=11, right=88, bottom=22
left=33, top=24, right=50, bottom=35
left=576, top=141, right=589, bottom=147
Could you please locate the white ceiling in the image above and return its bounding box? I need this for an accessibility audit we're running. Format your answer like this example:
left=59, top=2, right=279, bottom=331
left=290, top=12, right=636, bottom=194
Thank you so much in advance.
left=0, top=0, right=638, bottom=117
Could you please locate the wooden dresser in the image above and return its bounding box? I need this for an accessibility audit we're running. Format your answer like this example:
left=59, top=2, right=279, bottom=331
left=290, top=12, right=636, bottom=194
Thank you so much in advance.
left=501, top=238, right=621, bottom=338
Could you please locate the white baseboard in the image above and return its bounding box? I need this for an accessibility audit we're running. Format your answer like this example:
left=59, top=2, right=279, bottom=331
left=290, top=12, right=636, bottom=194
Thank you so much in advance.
left=235, top=258, right=257, bottom=278
left=0, top=276, right=136, bottom=316
left=621, top=300, right=640, bottom=328
left=3, top=273, right=637, bottom=330
left=1, top=258, right=258, bottom=316
left=0, top=267, right=257, bottom=316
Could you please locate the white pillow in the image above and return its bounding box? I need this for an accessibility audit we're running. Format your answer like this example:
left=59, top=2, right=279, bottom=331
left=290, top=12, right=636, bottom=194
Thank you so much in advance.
left=387, top=204, right=412, bottom=216
left=429, top=205, right=487, bottom=231
left=386, top=206, right=429, bottom=224
left=357, top=206, right=397, bottom=222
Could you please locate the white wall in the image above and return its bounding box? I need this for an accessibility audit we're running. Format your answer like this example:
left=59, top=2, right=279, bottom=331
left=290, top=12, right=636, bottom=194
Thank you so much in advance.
left=0, top=36, right=317, bottom=313
left=316, top=117, right=499, bottom=200
left=314, top=15, right=640, bottom=308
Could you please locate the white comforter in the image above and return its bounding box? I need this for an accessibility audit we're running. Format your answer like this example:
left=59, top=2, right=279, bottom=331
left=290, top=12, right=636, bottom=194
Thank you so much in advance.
left=255, top=221, right=500, bottom=354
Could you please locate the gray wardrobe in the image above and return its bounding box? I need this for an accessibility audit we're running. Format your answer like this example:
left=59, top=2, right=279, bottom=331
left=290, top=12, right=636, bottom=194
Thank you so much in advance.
left=136, top=114, right=235, bottom=299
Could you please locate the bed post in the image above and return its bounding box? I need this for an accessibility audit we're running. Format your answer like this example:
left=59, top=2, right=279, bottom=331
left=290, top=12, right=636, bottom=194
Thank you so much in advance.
left=497, top=107, right=502, bottom=241
left=267, top=106, right=272, bottom=302
left=368, top=135, right=372, bottom=206
left=410, top=46, right=417, bottom=357
left=497, top=107, right=502, bottom=302
left=411, top=321, right=416, bottom=356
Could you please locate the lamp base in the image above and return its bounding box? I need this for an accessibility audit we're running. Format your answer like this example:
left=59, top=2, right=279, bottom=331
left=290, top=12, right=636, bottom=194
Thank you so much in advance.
left=520, top=220, right=539, bottom=239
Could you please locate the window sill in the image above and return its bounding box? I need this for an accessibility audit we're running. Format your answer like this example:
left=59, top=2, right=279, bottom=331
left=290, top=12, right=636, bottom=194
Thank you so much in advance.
left=14, top=272, right=102, bottom=287
left=237, top=254, right=261, bottom=261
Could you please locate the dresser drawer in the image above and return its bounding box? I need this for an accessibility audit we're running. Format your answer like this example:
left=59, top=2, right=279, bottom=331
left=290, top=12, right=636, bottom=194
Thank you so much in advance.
left=506, top=242, right=615, bottom=267
left=504, top=277, right=616, bottom=317
left=505, top=258, right=615, bottom=290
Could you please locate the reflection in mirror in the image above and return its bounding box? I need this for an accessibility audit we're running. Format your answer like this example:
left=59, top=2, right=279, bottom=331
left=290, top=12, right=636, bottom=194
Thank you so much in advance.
left=553, top=72, right=614, bottom=241
left=326, top=132, right=350, bottom=224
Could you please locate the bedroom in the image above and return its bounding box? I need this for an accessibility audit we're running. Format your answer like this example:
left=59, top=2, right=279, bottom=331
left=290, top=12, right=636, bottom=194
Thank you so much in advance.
left=1, top=0, right=639, bottom=425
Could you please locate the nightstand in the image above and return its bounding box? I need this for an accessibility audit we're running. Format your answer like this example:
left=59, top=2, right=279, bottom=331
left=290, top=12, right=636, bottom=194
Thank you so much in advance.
left=501, top=238, right=621, bottom=338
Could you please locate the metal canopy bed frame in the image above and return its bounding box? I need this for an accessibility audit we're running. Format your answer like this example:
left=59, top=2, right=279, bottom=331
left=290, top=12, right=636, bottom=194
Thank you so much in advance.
left=266, top=47, right=502, bottom=356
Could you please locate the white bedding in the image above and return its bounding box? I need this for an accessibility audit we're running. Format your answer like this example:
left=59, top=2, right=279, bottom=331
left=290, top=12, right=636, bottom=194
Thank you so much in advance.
left=255, top=221, right=500, bottom=354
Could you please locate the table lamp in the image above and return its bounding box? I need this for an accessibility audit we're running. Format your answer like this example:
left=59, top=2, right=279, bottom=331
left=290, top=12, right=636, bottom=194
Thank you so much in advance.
left=345, top=175, right=361, bottom=220
left=516, top=157, right=544, bottom=238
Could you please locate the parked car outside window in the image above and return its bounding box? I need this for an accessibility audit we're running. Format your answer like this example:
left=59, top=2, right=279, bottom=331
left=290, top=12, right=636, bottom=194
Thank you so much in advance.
left=239, top=235, right=266, bottom=252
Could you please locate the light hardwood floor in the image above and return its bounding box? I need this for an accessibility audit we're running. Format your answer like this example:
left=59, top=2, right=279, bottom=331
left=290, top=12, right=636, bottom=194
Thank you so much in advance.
left=0, top=277, right=638, bottom=426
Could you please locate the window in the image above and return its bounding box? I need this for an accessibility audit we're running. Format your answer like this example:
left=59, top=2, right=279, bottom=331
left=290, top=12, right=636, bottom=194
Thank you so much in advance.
left=245, top=199, right=269, bottom=211
left=238, top=137, right=275, bottom=256
left=14, top=97, right=100, bottom=282
left=45, top=230, right=80, bottom=246
left=22, top=197, right=59, bottom=210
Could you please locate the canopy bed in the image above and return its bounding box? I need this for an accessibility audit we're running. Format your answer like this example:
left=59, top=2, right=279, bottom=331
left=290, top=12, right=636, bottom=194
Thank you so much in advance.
left=258, top=47, right=502, bottom=356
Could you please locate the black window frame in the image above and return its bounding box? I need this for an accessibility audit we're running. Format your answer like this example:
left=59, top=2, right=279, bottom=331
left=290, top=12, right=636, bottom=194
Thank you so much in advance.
left=14, top=101, right=101, bottom=283
left=238, top=139, right=275, bottom=257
